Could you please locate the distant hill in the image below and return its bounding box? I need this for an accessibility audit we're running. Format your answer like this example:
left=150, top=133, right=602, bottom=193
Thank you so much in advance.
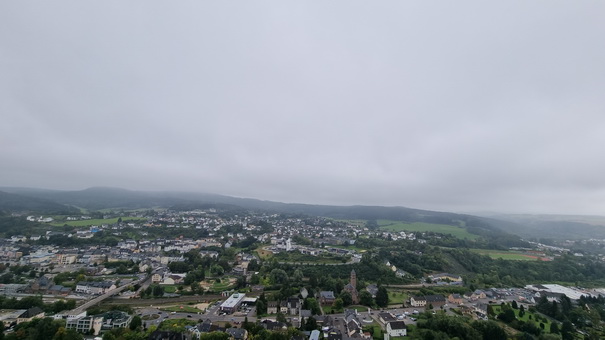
left=0, top=190, right=79, bottom=214
left=0, top=186, right=529, bottom=245
left=2, top=186, right=602, bottom=242
left=479, top=214, right=605, bottom=240
left=0, top=187, right=190, bottom=211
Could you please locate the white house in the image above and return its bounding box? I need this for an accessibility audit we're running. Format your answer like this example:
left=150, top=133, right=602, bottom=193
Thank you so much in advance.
left=409, top=296, right=427, bottom=307
left=386, top=321, right=407, bottom=337
left=75, top=281, right=116, bottom=295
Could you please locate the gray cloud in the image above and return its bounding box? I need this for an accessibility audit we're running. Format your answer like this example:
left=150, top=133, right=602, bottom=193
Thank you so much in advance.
left=2, top=1, right=605, bottom=214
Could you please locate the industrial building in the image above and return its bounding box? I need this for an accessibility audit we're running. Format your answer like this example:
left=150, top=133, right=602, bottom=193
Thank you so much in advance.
left=220, top=293, right=246, bottom=314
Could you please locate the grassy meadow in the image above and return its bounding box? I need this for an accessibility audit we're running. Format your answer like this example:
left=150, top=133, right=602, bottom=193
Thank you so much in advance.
left=377, top=220, right=480, bottom=240
left=469, top=249, right=550, bottom=261
left=491, top=305, right=553, bottom=333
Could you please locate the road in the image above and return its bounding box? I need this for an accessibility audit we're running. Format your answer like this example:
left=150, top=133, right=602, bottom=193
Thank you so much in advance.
left=103, top=294, right=223, bottom=306
left=71, top=274, right=149, bottom=314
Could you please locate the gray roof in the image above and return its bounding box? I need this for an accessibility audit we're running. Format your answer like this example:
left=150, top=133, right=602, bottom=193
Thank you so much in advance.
left=20, top=307, right=44, bottom=318
left=78, top=281, right=114, bottom=288
left=320, top=291, right=335, bottom=299
left=388, top=321, right=407, bottom=330
left=425, top=294, right=446, bottom=302
left=226, top=328, right=247, bottom=340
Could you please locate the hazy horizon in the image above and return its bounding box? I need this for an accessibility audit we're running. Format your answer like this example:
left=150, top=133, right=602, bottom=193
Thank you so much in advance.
left=2, top=1, right=605, bottom=215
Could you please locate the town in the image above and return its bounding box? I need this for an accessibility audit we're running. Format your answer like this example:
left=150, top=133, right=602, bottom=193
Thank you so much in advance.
left=1, top=207, right=605, bottom=340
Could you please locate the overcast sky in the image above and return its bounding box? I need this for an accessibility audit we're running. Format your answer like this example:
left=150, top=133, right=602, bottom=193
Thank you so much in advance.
left=2, top=1, right=605, bottom=215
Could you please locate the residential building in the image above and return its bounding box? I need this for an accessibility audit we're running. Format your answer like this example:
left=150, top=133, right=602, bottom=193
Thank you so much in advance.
left=100, top=311, right=132, bottom=329
left=448, top=293, right=464, bottom=305
left=66, top=315, right=103, bottom=335
left=378, top=312, right=396, bottom=324
left=225, top=328, right=248, bottom=340
left=267, top=301, right=279, bottom=315
left=75, top=281, right=116, bottom=295
left=386, top=321, right=407, bottom=337
left=148, top=330, right=189, bottom=340
left=0, top=310, right=26, bottom=327
left=319, top=291, right=335, bottom=305
left=410, top=295, right=446, bottom=308
left=17, top=307, right=45, bottom=324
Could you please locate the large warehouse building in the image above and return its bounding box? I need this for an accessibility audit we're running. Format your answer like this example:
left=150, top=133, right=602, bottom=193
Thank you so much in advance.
left=220, top=293, right=246, bottom=314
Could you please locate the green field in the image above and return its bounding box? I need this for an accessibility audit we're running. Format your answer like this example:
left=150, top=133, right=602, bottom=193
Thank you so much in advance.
left=469, top=249, right=545, bottom=261
left=51, top=216, right=146, bottom=227
left=350, top=305, right=369, bottom=312
left=158, top=318, right=197, bottom=332
left=163, top=285, right=178, bottom=293
left=321, top=305, right=343, bottom=314
left=377, top=220, right=480, bottom=240
left=388, top=291, right=409, bottom=305
left=256, top=248, right=273, bottom=260
left=335, top=219, right=368, bottom=227
left=208, top=279, right=235, bottom=291
left=491, top=305, right=553, bottom=332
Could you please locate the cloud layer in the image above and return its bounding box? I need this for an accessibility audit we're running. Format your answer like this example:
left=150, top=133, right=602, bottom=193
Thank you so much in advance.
left=2, top=1, right=605, bottom=214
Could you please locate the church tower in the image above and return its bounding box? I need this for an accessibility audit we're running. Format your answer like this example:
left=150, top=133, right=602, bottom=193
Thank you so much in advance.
left=350, top=269, right=357, bottom=289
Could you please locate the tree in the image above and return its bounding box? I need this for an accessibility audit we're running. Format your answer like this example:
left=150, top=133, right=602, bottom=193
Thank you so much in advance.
left=359, top=290, right=374, bottom=307
left=519, top=304, right=526, bottom=318
left=200, top=332, right=230, bottom=340
left=305, top=316, right=318, bottom=331
left=169, top=261, right=192, bottom=273
left=375, top=286, right=389, bottom=308
left=498, top=307, right=516, bottom=323
left=235, top=276, right=247, bottom=289
left=561, top=320, right=574, bottom=340
left=276, top=312, right=287, bottom=324
left=256, top=299, right=267, bottom=316
left=472, top=320, right=507, bottom=340
left=152, top=285, right=164, bottom=297
left=332, top=298, right=344, bottom=311
left=247, top=259, right=260, bottom=272
left=551, top=301, right=559, bottom=318
left=304, top=298, right=321, bottom=316
left=129, top=315, right=142, bottom=331
left=550, top=322, right=559, bottom=334
left=13, top=317, right=64, bottom=340
left=292, top=269, right=304, bottom=283
left=75, top=274, right=86, bottom=284
left=512, top=300, right=518, bottom=309
left=270, top=269, right=289, bottom=285
left=52, top=327, right=83, bottom=340
left=339, top=291, right=352, bottom=307
left=210, top=264, right=225, bottom=276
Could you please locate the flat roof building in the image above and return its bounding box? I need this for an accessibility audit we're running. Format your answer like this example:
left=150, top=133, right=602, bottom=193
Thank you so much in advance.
left=220, top=293, right=246, bottom=314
